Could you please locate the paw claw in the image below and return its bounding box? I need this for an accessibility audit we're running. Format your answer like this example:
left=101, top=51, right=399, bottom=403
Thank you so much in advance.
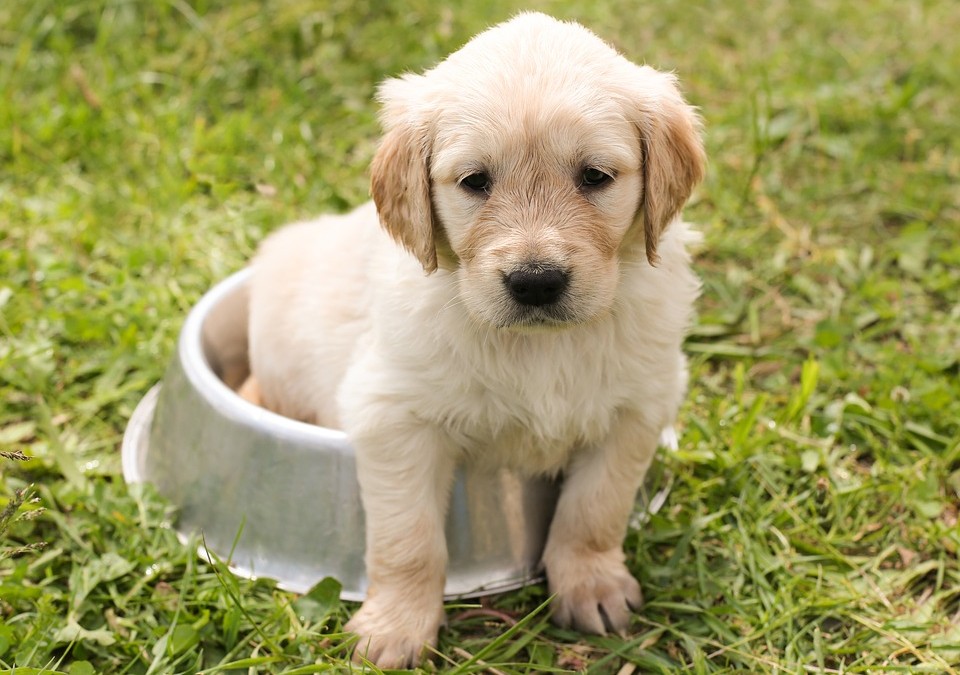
left=546, top=549, right=642, bottom=635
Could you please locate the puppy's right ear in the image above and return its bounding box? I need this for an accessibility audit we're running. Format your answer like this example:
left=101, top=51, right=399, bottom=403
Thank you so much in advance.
left=370, top=76, right=438, bottom=273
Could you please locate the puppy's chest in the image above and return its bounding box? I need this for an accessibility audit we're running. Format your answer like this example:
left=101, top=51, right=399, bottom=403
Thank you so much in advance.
left=433, top=341, right=628, bottom=472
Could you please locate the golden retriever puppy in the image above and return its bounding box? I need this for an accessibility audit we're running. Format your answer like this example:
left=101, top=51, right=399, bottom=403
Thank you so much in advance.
left=245, top=12, right=705, bottom=668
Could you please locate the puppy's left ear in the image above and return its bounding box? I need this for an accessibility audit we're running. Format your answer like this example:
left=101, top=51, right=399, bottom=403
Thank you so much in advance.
left=632, top=67, right=706, bottom=265
left=370, top=75, right=439, bottom=273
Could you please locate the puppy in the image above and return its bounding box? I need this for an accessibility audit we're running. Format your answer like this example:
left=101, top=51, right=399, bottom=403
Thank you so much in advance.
left=245, top=12, right=705, bottom=668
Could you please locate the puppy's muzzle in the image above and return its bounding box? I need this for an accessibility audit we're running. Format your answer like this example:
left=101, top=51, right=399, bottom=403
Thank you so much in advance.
left=504, top=267, right=569, bottom=307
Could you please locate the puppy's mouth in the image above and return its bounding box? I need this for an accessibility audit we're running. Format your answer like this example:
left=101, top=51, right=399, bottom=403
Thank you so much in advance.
left=497, top=304, right=581, bottom=331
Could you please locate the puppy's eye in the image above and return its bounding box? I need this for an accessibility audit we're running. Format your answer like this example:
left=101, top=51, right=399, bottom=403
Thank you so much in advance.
left=581, top=167, right=612, bottom=188
left=460, top=172, right=491, bottom=193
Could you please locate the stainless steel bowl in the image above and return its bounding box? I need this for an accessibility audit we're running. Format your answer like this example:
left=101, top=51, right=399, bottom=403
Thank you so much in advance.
left=122, top=269, right=561, bottom=601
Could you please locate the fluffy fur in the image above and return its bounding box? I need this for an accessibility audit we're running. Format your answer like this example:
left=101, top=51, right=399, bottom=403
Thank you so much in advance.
left=244, top=12, right=705, bottom=668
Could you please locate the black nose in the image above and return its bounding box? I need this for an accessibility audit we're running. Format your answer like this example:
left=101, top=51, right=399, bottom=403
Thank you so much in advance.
left=505, top=267, right=569, bottom=306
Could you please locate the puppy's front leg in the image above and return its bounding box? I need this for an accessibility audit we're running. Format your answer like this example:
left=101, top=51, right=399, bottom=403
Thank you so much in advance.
left=543, top=411, right=660, bottom=634
left=345, top=416, right=456, bottom=668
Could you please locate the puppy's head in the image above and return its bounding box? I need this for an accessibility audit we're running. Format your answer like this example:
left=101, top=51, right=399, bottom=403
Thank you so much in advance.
left=371, top=12, right=705, bottom=329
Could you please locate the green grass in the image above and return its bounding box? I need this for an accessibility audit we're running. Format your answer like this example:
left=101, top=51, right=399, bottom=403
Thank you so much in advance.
left=2, top=0, right=959, bottom=672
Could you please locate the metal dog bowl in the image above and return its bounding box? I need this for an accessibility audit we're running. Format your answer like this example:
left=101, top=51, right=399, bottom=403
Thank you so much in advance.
left=122, top=268, right=562, bottom=601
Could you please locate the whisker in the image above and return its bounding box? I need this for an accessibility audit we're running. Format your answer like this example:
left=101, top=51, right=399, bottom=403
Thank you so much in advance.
left=436, top=294, right=468, bottom=320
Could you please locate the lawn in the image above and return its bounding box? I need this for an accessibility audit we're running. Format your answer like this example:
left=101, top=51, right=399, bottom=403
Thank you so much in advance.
left=2, top=0, right=959, bottom=672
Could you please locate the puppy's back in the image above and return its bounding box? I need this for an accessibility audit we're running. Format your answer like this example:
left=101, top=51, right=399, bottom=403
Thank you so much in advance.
left=246, top=203, right=380, bottom=427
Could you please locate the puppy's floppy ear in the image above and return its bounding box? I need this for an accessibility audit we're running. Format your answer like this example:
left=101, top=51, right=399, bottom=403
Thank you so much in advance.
left=370, top=75, right=438, bottom=273
left=631, top=67, right=706, bottom=265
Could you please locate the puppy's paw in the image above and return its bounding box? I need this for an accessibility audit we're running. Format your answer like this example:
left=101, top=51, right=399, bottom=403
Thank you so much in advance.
left=545, top=547, right=642, bottom=635
left=346, top=594, right=444, bottom=669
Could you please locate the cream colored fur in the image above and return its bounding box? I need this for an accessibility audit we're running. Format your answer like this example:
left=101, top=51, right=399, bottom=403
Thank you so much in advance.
left=245, top=12, right=705, bottom=668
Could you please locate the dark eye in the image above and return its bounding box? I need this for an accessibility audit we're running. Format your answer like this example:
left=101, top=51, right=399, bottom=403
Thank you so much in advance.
left=460, top=172, right=491, bottom=193
left=581, top=167, right=611, bottom=187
